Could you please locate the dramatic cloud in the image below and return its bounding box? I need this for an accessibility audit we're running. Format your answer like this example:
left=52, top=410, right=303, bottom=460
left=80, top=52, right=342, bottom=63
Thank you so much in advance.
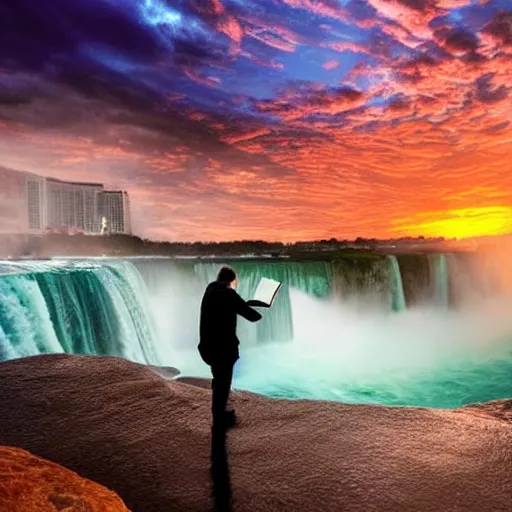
left=0, top=0, right=510, bottom=241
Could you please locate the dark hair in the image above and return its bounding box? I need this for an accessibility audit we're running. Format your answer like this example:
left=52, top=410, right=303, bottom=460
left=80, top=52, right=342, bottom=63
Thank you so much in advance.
left=216, top=265, right=237, bottom=284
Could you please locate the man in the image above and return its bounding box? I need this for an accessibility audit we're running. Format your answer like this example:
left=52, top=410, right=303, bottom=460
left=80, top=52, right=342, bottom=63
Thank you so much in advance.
left=199, top=266, right=262, bottom=429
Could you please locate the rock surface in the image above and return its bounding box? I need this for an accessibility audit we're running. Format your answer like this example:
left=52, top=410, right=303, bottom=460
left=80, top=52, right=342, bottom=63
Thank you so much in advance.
left=459, top=399, right=512, bottom=423
left=0, top=445, right=129, bottom=511
left=176, top=376, right=211, bottom=389
left=0, top=354, right=511, bottom=512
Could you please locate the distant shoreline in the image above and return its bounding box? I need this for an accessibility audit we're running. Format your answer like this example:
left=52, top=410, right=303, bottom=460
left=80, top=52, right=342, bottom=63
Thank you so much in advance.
left=0, top=232, right=489, bottom=261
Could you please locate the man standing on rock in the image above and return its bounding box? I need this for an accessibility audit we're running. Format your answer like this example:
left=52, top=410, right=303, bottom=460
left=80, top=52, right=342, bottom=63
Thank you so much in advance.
left=199, top=266, right=262, bottom=429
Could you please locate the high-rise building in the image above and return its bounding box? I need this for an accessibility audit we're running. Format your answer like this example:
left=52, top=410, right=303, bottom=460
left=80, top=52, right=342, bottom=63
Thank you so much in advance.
left=26, top=174, right=47, bottom=231
left=45, top=178, right=104, bottom=233
left=98, top=190, right=132, bottom=235
left=0, top=167, right=131, bottom=235
left=0, top=167, right=47, bottom=234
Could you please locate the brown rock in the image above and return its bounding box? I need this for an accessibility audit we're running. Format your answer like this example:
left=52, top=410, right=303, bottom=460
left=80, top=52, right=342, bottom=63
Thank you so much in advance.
left=458, top=399, right=512, bottom=423
left=0, top=354, right=511, bottom=512
left=175, top=376, right=211, bottom=389
left=0, top=445, right=130, bottom=511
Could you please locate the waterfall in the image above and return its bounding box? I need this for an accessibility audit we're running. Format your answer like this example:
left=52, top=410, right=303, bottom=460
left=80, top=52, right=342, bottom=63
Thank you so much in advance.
left=134, top=259, right=203, bottom=351
left=331, top=256, right=390, bottom=309
left=193, top=260, right=333, bottom=344
left=0, top=255, right=468, bottom=365
left=0, top=272, right=63, bottom=360
left=387, top=255, right=406, bottom=312
left=133, top=259, right=333, bottom=350
left=429, top=254, right=449, bottom=308
left=1, top=253, right=510, bottom=409
left=135, top=256, right=407, bottom=353
left=0, top=261, right=160, bottom=364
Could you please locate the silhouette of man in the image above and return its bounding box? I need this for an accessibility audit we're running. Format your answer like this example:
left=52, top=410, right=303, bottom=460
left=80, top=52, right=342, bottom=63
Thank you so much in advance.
left=199, top=266, right=262, bottom=428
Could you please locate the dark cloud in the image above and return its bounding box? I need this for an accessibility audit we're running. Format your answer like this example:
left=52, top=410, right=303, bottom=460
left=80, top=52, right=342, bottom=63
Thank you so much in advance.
left=388, top=95, right=411, bottom=111
left=396, top=53, right=441, bottom=83
left=475, top=74, right=509, bottom=104
left=0, top=89, right=33, bottom=107
left=0, top=0, right=224, bottom=79
left=0, top=1, right=161, bottom=70
left=0, top=0, right=241, bottom=155
left=483, top=120, right=510, bottom=133
left=435, top=27, right=480, bottom=53
left=395, top=0, right=437, bottom=12
left=254, top=84, right=364, bottom=119
left=0, top=2, right=166, bottom=120
left=313, top=87, right=364, bottom=105
left=173, top=37, right=227, bottom=66
left=482, top=10, right=512, bottom=46
left=400, top=53, right=440, bottom=71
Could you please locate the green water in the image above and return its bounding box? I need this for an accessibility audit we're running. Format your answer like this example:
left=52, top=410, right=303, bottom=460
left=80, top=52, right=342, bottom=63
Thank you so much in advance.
left=233, top=347, right=512, bottom=408
left=194, top=260, right=332, bottom=344
left=0, top=260, right=160, bottom=364
left=1, top=256, right=511, bottom=409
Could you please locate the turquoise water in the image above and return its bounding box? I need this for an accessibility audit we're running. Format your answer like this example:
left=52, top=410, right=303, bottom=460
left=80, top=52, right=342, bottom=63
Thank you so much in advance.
left=0, top=260, right=160, bottom=363
left=232, top=292, right=512, bottom=408
left=0, top=256, right=511, bottom=409
left=430, top=254, right=449, bottom=309
left=388, top=255, right=406, bottom=312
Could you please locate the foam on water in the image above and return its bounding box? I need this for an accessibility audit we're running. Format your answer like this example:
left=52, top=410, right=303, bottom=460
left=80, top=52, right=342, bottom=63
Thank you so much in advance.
left=122, top=255, right=512, bottom=407
left=1, top=253, right=511, bottom=408
left=231, top=289, right=512, bottom=407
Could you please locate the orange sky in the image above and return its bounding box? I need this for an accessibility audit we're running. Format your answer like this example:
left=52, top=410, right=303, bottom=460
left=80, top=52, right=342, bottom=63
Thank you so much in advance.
left=0, top=1, right=510, bottom=242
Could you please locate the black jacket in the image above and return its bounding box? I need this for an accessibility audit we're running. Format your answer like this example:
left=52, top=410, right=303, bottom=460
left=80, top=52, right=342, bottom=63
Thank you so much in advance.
left=198, top=281, right=262, bottom=365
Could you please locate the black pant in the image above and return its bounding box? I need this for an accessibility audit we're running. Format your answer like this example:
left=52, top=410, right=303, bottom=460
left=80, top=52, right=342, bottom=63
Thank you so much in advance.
left=210, top=361, right=235, bottom=420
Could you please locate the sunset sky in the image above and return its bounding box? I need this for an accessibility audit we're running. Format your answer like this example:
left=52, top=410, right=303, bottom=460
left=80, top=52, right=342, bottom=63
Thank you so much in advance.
left=0, top=0, right=511, bottom=241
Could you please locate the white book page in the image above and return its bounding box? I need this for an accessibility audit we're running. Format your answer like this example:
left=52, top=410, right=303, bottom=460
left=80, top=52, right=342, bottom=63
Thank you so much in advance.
left=253, top=277, right=281, bottom=306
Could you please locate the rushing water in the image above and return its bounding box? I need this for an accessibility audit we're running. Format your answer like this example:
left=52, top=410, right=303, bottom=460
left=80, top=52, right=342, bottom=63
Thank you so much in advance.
left=388, top=255, right=406, bottom=312
left=0, top=253, right=511, bottom=408
left=430, top=254, right=449, bottom=308
left=0, top=260, right=160, bottom=364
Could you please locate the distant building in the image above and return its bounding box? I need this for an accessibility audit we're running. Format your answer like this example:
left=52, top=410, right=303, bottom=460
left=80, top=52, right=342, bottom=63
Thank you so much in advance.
left=0, top=167, right=131, bottom=235
left=0, top=167, right=46, bottom=234
left=45, top=178, right=104, bottom=233
left=26, top=173, right=47, bottom=232
left=98, top=190, right=132, bottom=235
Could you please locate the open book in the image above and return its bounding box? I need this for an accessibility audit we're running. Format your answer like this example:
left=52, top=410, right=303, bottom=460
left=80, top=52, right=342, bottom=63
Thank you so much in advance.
left=248, top=277, right=282, bottom=308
